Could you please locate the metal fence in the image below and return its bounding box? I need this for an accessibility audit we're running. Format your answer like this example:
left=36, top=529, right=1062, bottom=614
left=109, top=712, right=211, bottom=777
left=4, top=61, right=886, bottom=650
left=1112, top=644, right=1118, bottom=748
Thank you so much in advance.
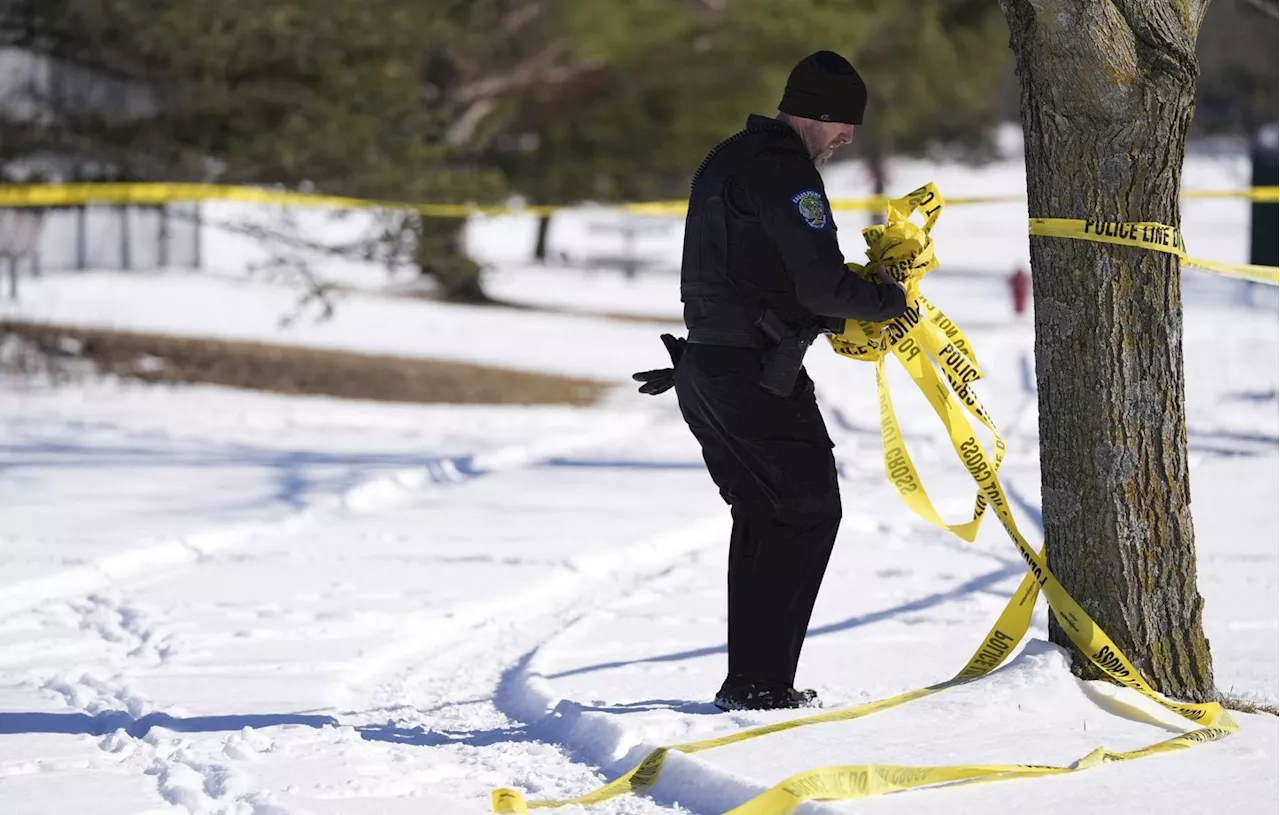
left=20, top=203, right=203, bottom=273
left=0, top=207, right=43, bottom=298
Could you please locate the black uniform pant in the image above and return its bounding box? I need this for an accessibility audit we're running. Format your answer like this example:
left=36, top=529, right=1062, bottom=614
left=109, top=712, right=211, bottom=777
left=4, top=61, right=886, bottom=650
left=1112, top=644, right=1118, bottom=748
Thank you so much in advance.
left=674, top=343, right=842, bottom=687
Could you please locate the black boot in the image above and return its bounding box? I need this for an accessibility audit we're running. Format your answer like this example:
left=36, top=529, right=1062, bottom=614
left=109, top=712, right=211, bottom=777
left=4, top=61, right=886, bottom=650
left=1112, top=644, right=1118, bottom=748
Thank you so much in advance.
left=713, top=675, right=820, bottom=712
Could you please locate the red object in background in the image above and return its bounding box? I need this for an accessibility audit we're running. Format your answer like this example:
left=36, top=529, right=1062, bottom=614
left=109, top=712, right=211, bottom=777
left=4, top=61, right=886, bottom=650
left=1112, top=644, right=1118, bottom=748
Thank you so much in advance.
left=1011, top=268, right=1029, bottom=315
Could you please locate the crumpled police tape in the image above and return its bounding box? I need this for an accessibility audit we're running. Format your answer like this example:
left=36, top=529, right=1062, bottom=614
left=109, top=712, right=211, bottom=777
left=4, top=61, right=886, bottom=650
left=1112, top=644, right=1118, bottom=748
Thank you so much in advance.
left=1028, top=218, right=1279, bottom=284
left=830, top=185, right=1007, bottom=544
left=491, top=183, right=1239, bottom=815
left=0, top=181, right=1275, bottom=218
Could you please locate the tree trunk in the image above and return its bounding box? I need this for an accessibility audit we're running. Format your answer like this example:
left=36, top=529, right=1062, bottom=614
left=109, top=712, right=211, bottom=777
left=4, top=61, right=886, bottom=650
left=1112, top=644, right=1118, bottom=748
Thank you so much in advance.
left=999, top=0, right=1215, bottom=701
left=415, top=214, right=491, bottom=304
left=864, top=125, right=889, bottom=227
left=533, top=213, right=552, bottom=264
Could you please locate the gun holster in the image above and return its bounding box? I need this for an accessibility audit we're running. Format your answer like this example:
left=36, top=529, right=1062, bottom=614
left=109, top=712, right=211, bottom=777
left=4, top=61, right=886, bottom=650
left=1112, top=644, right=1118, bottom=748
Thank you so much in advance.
left=755, top=309, right=827, bottom=397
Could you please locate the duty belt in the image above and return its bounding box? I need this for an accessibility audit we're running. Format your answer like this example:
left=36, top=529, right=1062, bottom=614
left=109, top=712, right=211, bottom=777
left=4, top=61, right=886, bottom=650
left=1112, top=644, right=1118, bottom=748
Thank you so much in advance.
left=686, top=310, right=845, bottom=396
left=686, top=327, right=769, bottom=348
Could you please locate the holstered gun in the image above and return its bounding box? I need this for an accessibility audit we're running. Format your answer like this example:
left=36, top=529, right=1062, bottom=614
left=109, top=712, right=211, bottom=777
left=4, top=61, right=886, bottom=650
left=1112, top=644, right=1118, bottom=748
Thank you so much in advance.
left=755, top=309, right=830, bottom=397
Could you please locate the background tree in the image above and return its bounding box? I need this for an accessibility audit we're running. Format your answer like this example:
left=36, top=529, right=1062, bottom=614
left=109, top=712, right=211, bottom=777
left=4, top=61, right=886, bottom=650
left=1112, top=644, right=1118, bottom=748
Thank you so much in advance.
left=0, top=1, right=489, bottom=191
left=0, top=0, right=1015, bottom=298
left=1, top=0, right=520, bottom=301
left=1193, top=0, right=1277, bottom=136
left=849, top=0, right=1012, bottom=221
left=998, top=0, right=1215, bottom=700
left=490, top=0, right=1014, bottom=252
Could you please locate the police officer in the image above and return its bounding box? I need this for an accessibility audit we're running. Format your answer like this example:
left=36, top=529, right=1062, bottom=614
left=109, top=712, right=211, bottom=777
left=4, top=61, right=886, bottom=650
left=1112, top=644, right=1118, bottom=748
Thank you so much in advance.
left=633, top=51, right=908, bottom=711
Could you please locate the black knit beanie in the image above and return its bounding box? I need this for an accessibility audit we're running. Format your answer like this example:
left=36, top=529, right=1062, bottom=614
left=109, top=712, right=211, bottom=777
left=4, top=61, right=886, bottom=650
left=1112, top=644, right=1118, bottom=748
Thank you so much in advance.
left=777, top=51, right=867, bottom=125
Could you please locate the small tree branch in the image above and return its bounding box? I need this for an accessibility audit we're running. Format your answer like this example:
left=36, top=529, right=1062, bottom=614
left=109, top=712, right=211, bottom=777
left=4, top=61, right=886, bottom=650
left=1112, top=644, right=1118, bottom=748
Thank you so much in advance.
left=501, top=3, right=546, bottom=33
left=434, top=42, right=606, bottom=145
left=440, top=34, right=608, bottom=107
left=446, top=98, right=497, bottom=146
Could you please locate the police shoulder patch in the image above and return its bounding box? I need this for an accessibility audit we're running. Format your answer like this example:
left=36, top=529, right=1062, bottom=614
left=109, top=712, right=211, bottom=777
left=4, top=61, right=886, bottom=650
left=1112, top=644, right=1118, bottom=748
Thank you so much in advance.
left=791, top=189, right=828, bottom=230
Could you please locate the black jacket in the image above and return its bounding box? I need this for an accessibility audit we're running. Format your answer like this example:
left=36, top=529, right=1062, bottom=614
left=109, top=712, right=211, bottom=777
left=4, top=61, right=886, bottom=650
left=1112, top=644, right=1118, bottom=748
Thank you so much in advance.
left=680, top=114, right=906, bottom=343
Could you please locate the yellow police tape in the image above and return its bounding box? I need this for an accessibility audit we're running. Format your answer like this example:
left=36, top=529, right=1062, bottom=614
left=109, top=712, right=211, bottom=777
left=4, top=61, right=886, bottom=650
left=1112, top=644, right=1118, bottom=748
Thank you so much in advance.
left=0, top=182, right=1276, bottom=217
left=0, top=183, right=1025, bottom=215
left=1029, top=217, right=1279, bottom=284
left=1182, top=185, right=1280, bottom=201
left=490, top=183, right=1239, bottom=815
left=832, top=185, right=1007, bottom=544
left=0, top=182, right=538, bottom=218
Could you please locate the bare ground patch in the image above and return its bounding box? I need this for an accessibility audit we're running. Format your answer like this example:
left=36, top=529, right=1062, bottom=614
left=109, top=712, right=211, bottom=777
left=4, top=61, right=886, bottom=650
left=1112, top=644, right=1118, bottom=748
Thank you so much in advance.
left=0, top=320, right=608, bottom=405
left=1221, top=694, right=1279, bottom=716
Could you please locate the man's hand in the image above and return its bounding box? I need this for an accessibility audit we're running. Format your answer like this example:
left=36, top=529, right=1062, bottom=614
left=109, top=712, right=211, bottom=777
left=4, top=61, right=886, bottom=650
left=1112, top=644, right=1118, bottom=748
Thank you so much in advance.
left=631, top=333, right=686, bottom=396
left=869, top=262, right=907, bottom=295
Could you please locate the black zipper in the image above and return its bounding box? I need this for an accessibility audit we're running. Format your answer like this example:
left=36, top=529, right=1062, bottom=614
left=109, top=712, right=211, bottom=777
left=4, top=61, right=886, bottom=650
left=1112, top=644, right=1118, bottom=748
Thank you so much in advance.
left=690, top=123, right=787, bottom=188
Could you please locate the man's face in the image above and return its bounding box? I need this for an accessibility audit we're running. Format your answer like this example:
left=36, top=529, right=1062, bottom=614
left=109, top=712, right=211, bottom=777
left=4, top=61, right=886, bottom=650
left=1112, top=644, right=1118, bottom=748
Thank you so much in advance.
left=803, top=120, right=855, bottom=166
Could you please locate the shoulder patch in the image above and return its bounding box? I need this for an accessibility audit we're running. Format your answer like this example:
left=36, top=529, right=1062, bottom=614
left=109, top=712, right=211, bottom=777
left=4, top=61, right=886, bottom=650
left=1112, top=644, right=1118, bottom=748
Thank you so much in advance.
left=791, top=189, right=828, bottom=230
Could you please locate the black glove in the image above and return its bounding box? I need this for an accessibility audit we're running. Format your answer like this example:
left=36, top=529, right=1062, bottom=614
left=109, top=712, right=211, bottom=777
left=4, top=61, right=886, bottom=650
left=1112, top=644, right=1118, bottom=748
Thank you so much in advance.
left=631, top=333, right=686, bottom=396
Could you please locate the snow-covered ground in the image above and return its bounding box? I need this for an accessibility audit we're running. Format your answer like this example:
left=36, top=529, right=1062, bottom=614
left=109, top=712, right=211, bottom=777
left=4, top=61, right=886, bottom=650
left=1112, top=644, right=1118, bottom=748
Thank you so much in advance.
left=0, top=152, right=1276, bottom=814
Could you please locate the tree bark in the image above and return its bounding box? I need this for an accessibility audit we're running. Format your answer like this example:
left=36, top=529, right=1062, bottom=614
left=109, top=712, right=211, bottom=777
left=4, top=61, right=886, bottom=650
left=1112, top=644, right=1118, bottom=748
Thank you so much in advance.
left=999, top=0, right=1216, bottom=700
